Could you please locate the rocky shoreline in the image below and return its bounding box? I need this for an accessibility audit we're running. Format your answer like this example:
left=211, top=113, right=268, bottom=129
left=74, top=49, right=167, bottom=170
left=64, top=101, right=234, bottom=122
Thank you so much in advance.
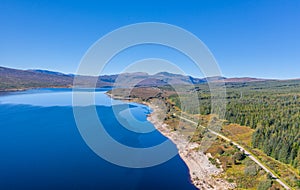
left=106, top=92, right=235, bottom=190
left=146, top=103, right=235, bottom=190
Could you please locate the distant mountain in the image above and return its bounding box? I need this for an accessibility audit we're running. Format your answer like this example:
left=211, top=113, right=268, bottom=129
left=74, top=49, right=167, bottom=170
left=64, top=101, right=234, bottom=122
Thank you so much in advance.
left=28, top=69, right=71, bottom=76
left=0, top=66, right=284, bottom=92
left=112, top=72, right=207, bottom=87
left=0, top=66, right=73, bottom=91
left=222, top=77, right=268, bottom=83
left=205, top=76, right=227, bottom=82
left=0, top=67, right=119, bottom=91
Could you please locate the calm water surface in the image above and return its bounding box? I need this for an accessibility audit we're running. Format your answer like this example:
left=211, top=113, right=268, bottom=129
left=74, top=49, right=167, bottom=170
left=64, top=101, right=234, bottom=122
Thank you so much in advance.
left=0, top=88, right=196, bottom=190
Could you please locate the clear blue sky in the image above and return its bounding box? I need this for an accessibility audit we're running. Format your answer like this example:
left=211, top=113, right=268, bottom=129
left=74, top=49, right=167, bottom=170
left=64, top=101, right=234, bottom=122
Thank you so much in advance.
left=1, top=0, right=299, bottom=79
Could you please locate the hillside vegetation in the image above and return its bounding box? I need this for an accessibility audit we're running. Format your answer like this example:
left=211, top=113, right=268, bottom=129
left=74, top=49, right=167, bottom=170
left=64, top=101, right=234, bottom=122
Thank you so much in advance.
left=109, top=80, right=300, bottom=188
left=0, top=66, right=273, bottom=92
left=168, top=80, right=300, bottom=173
left=0, top=66, right=73, bottom=91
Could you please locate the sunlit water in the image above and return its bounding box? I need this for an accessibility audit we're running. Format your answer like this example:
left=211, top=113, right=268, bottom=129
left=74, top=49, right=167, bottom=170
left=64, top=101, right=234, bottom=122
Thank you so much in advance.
left=0, top=88, right=196, bottom=189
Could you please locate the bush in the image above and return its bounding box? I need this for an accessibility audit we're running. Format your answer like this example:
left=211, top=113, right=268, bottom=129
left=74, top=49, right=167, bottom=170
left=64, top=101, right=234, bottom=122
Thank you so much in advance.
left=227, top=178, right=234, bottom=183
left=234, top=151, right=246, bottom=161
left=267, top=172, right=273, bottom=179
left=257, top=180, right=272, bottom=190
left=245, top=165, right=259, bottom=176
left=216, top=147, right=225, bottom=155
left=244, top=158, right=254, bottom=166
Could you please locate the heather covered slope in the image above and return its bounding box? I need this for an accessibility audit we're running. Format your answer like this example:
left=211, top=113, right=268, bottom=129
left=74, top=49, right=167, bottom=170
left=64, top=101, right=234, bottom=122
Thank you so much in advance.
left=0, top=66, right=73, bottom=91
left=0, top=66, right=280, bottom=92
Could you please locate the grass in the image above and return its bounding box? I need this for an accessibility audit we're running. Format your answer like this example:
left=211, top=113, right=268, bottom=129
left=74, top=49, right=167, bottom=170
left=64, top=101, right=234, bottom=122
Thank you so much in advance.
left=252, top=149, right=300, bottom=189
left=221, top=123, right=300, bottom=189
left=205, top=138, right=283, bottom=189
left=222, top=124, right=254, bottom=147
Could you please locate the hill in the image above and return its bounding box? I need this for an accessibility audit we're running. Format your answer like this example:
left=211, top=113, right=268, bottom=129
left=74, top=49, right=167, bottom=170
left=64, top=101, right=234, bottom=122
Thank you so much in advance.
left=0, top=66, right=73, bottom=91
left=0, top=66, right=284, bottom=92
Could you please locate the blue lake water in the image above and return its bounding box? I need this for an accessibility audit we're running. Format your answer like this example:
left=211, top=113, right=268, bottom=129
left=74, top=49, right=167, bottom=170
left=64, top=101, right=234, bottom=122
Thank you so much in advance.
left=0, top=88, right=196, bottom=190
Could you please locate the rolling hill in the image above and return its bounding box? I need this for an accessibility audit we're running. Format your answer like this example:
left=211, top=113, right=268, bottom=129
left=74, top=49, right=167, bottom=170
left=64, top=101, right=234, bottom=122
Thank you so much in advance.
left=0, top=66, right=279, bottom=92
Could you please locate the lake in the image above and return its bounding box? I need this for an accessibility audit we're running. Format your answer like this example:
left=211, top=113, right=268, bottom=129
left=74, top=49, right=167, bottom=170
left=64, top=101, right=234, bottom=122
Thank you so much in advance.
left=0, top=88, right=196, bottom=189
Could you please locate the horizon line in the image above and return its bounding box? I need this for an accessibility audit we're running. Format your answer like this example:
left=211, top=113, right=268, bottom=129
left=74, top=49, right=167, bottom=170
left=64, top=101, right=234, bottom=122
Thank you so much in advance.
left=1, top=65, right=299, bottom=81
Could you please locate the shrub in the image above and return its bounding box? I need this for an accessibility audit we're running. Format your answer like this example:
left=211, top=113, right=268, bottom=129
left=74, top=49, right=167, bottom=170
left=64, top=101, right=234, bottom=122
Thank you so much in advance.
left=234, top=151, right=246, bottom=161
left=244, top=165, right=259, bottom=176
left=257, top=180, right=272, bottom=190
left=216, top=147, right=225, bottom=155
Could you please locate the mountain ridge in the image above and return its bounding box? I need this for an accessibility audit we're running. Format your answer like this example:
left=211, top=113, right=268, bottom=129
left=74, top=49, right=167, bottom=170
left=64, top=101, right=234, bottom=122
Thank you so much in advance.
left=0, top=66, right=292, bottom=92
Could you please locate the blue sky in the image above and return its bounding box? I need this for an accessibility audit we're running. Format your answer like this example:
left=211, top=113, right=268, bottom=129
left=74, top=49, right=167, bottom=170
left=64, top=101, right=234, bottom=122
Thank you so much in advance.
left=0, top=0, right=299, bottom=79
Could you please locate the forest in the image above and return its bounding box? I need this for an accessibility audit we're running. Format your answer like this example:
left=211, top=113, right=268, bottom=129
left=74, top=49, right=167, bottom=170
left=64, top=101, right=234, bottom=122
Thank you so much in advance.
left=167, top=80, right=300, bottom=171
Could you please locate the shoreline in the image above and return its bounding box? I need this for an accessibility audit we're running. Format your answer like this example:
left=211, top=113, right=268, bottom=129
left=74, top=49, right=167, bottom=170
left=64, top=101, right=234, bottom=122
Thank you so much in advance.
left=107, top=93, right=235, bottom=190
left=0, top=86, right=72, bottom=94
left=146, top=103, right=235, bottom=190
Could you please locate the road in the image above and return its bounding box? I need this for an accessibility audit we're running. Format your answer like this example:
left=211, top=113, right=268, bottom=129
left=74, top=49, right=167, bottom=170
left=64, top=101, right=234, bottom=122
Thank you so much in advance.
left=175, top=114, right=291, bottom=190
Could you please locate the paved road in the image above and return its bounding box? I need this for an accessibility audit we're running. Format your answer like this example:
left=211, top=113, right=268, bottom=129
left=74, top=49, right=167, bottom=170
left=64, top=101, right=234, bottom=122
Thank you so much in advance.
left=175, top=114, right=291, bottom=190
